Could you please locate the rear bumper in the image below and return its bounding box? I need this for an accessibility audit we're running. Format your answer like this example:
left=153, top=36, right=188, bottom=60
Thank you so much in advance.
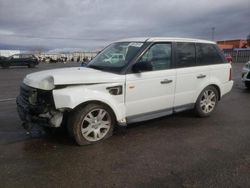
left=221, top=80, right=234, bottom=97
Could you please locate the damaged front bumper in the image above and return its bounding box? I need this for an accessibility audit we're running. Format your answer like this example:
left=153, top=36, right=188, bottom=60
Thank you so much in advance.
left=16, top=84, right=63, bottom=131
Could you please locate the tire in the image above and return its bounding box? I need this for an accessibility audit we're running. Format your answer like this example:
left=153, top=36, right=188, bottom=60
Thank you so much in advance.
left=1, top=62, right=10, bottom=69
left=28, top=62, right=35, bottom=68
left=68, top=103, right=115, bottom=145
left=195, top=86, right=219, bottom=117
left=245, top=82, right=250, bottom=90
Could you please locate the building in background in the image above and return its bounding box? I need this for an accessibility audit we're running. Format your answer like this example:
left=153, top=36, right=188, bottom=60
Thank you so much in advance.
left=36, top=51, right=98, bottom=63
left=217, top=39, right=248, bottom=50
left=0, top=50, right=21, bottom=57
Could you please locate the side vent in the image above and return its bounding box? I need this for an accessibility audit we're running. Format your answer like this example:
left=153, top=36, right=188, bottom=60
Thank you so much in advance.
left=106, top=86, right=123, bottom=95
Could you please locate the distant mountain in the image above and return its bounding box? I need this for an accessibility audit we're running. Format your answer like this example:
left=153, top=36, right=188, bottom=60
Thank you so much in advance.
left=0, top=43, right=100, bottom=53
left=0, top=43, right=50, bottom=51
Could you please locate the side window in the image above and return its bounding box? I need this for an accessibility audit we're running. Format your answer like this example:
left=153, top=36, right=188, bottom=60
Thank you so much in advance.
left=196, top=43, right=225, bottom=65
left=176, top=42, right=196, bottom=67
left=12, top=54, right=20, bottom=59
left=138, top=43, right=172, bottom=71
left=21, top=54, right=29, bottom=58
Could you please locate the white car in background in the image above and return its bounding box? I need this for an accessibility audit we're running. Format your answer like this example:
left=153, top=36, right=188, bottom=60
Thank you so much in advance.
left=242, top=61, right=250, bottom=89
left=17, top=37, right=233, bottom=145
left=103, top=53, right=125, bottom=64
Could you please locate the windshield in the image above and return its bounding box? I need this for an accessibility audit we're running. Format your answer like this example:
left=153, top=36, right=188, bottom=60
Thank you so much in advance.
left=87, top=42, right=144, bottom=73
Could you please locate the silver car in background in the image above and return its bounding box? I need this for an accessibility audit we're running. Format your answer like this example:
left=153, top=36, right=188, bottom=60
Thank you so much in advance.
left=242, top=61, right=250, bottom=89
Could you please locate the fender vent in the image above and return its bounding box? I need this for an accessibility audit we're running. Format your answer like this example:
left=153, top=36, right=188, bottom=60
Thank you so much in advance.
left=106, top=86, right=123, bottom=95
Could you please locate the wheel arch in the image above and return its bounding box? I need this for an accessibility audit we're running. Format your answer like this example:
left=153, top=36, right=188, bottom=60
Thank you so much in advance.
left=72, top=100, right=118, bottom=121
left=209, top=84, right=221, bottom=101
left=194, top=83, right=222, bottom=103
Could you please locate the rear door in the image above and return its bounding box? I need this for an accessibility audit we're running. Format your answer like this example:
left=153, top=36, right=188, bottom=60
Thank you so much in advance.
left=20, top=54, right=31, bottom=65
left=125, top=43, right=176, bottom=120
left=197, top=43, right=229, bottom=83
left=174, top=42, right=211, bottom=110
left=11, top=54, right=21, bottom=65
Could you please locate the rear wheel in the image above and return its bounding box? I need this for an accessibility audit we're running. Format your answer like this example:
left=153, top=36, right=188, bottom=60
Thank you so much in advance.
left=68, top=103, right=115, bottom=145
left=28, top=62, right=35, bottom=68
left=195, top=86, right=218, bottom=117
left=245, top=81, right=250, bottom=89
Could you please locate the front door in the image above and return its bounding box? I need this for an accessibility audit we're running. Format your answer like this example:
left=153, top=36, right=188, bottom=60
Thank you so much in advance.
left=125, top=43, right=176, bottom=121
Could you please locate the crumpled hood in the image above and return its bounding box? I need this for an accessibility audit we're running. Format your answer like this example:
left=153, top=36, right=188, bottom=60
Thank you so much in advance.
left=23, top=67, right=125, bottom=90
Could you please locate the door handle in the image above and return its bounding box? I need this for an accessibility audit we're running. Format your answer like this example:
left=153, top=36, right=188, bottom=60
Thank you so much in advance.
left=160, top=79, right=172, bottom=84
left=197, top=74, right=206, bottom=79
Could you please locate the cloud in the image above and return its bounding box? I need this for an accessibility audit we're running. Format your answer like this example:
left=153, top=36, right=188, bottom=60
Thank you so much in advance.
left=0, top=0, right=249, bottom=50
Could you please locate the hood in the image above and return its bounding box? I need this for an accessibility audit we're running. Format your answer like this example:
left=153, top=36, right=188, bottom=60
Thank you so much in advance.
left=23, top=67, right=125, bottom=90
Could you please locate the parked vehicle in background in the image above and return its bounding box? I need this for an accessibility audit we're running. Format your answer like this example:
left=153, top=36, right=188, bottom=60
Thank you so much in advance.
left=104, top=53, right=125, bottom=64
left=0, top=56, right=7, bottom=61
left=242, top=60, right=250, bottom=89
left=0, top=54, right=39, bottom=68
left=16, top=37, right=233, bottom=145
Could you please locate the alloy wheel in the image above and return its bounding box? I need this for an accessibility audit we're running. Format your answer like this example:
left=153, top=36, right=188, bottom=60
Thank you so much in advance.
left=81, top=108, right=111, bottom=142
left=200, top=89, right=217, bottom=114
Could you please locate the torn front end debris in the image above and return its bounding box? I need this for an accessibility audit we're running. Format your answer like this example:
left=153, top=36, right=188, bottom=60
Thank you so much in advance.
left=16, top=83, right=64, bottom=131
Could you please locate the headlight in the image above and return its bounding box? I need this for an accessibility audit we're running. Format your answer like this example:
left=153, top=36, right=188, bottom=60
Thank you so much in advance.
left=29, top=90, right=37, bottom=105
left=39, top=76, right=54, bottom=90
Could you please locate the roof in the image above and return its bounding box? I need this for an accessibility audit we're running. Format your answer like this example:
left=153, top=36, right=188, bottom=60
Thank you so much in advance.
left=117, top=37, right=215, bottom=44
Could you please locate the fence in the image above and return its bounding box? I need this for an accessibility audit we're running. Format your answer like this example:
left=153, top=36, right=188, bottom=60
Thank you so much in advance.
left=223, top=48, right=250, bottom=63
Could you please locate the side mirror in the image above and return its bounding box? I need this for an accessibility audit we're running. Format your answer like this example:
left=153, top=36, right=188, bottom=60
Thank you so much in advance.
left=132, top=61, right=153, bottom=73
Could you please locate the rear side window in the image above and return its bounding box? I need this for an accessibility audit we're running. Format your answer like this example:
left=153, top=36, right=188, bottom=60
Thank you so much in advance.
left=196, top=43, right=225, bottom=65
left=176, top=42, right=196, bottom=67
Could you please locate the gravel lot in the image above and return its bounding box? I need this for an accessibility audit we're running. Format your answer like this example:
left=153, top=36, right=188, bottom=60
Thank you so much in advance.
left=0, top=62, right=249, bottom=188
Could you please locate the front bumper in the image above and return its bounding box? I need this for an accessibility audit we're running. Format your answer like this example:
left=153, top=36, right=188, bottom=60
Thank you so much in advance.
left=16, top=95, right=48, bottom=129
left=16, top=84, right=63, bottom=130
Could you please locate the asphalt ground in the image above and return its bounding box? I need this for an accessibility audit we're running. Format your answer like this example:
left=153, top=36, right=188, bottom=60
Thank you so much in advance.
left=0, top=62, right=249, bottom=188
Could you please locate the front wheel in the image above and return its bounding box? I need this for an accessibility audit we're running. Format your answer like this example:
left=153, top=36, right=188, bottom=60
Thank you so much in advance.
left=1, top=62, right=10, bottom=69
left=68, top=103, right=115, bottom=145
left=28, top=62, right=35, bottom=68
left=195, top=86, right=219, bottom=117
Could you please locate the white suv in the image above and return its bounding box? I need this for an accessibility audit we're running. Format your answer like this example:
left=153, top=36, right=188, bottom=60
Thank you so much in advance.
left=17, top=38, right=233, bottom=145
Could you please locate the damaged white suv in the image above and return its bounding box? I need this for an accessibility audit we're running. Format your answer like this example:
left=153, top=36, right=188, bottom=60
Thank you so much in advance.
left=17, top=38, right=233, bottom=145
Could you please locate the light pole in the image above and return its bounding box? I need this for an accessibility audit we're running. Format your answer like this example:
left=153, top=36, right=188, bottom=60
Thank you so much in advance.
left=211, top=27, right=215, bottom=41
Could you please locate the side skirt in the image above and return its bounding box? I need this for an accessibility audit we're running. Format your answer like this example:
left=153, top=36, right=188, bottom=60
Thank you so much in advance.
left=126, top=103, right=195, bottom=124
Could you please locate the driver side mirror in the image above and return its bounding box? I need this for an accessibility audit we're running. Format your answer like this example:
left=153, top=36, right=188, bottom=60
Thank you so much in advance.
left=132, top=61, right=153, bottom=73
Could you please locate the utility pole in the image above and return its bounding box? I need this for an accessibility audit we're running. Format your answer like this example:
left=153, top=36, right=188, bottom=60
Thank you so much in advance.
left=211, top=27, right=215, bottom=41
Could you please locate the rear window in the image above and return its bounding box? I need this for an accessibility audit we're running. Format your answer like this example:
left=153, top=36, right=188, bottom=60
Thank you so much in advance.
left=196, top=43, right=225, bottom=65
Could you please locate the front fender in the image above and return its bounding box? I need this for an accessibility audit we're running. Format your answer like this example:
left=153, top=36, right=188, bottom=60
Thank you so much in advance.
left=52, top=86, right=126, bottom=122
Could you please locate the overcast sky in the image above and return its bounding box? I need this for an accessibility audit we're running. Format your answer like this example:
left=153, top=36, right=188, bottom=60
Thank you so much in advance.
left=0, top=0, right=249, bottom=51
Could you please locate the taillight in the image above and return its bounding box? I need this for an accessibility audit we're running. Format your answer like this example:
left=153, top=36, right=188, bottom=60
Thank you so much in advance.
left=229, top=68, right=232, bottom=81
